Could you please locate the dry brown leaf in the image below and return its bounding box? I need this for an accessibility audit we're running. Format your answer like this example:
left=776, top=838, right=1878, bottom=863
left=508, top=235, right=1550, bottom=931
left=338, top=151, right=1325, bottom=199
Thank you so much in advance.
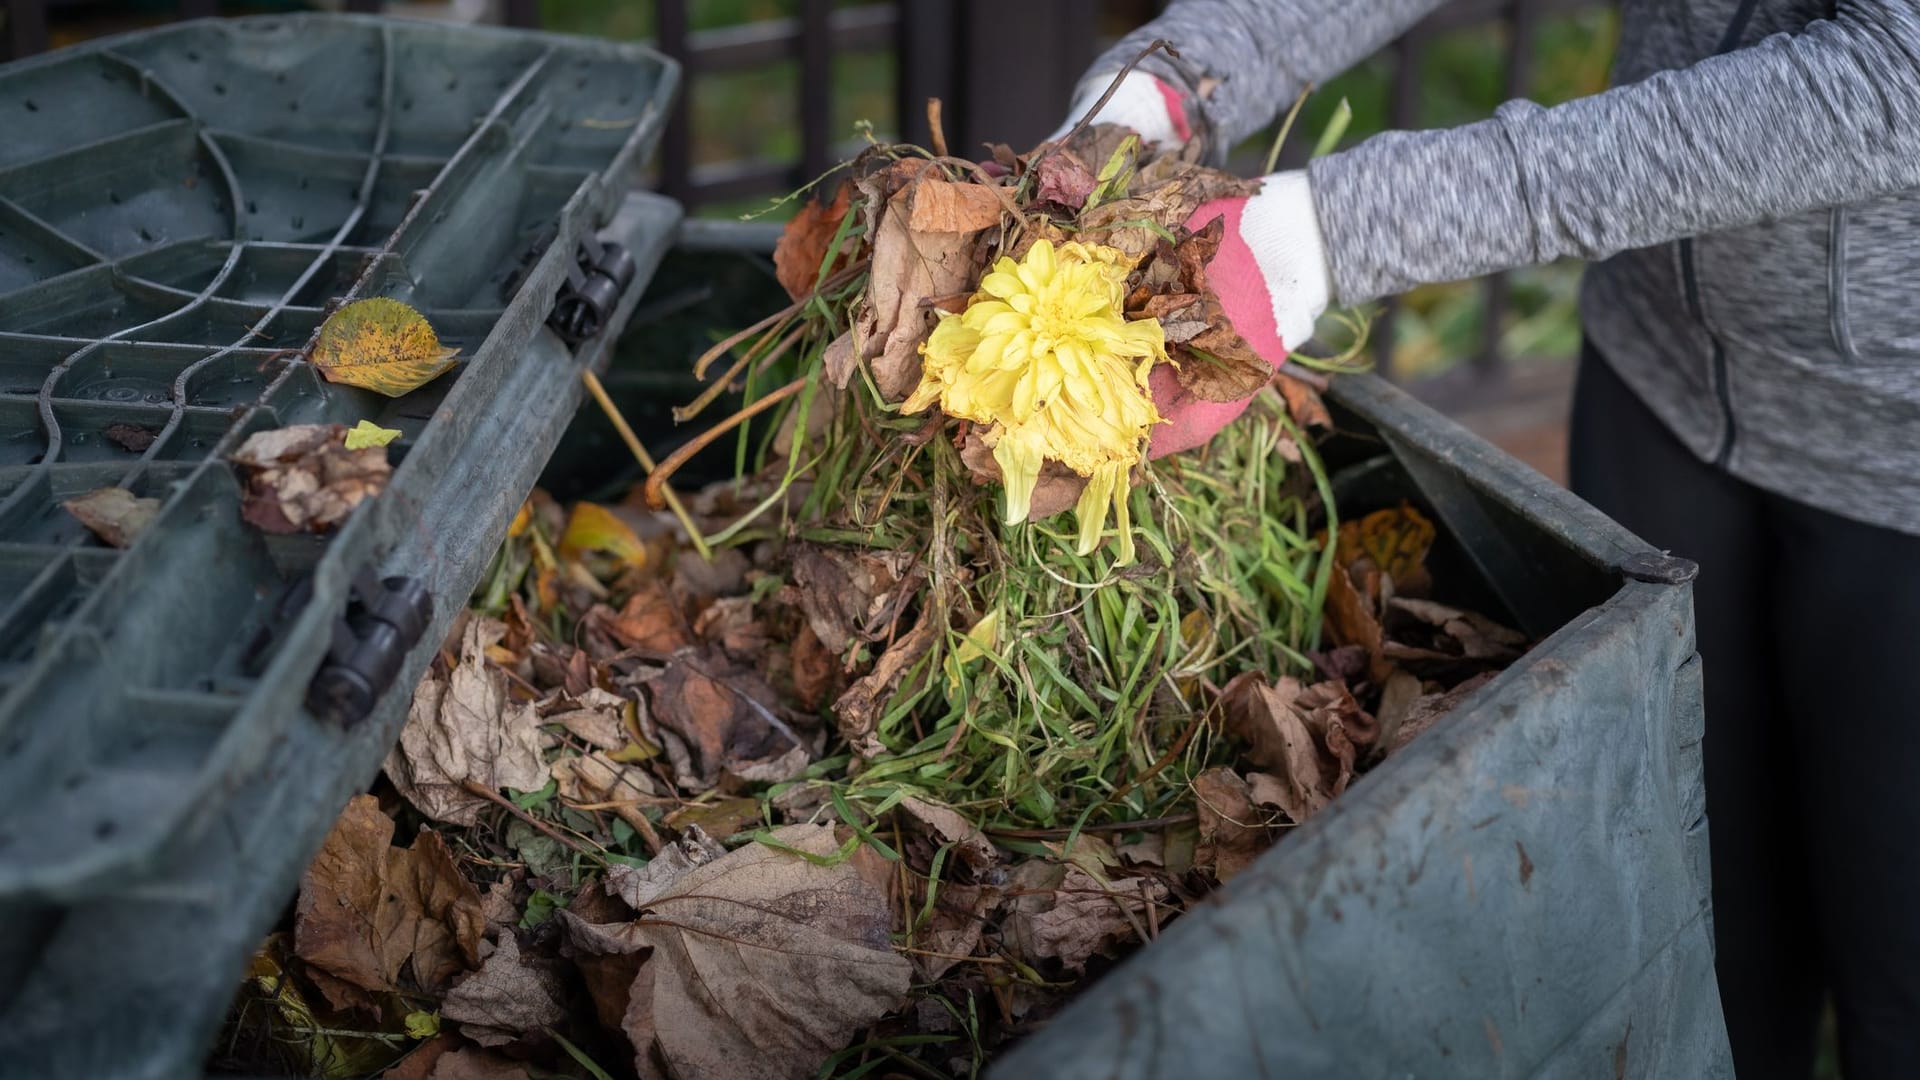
left=543, top=687, right=629, bottom=750
left=1173, top=290, right=1276, bottom=403
left=787, top=544, right=917, bottom=655
left=1220, top=674, right=1334, bottom=822
left=62, top=487, right=159, bottom=548
left=1322, top=562, right=1392, bottom=685
left=385, top=619, right=548, bottom=826
left=604, top=825, right=728, bottom=909
left=1388, top=597, right=1528, bottom=662
left=774, top=183, right=853, bottom=300
left=908, top=177, right=1005, bottom=233
left=1275, top=370, right=1334, bottom=430
left=1032, top=149, right=1098, bottom=210
left=646, top=651, right=803, bottom=791
left=441, top=933, right=566, bottom=1048
left=379, top=1035, right=459, bottom=1080
left=1004, top=858, right=1164, bottom=973
left=912, top=882, right=999, bottom=981
left=1390, top=671, right=1497, bottom=753
left=599, top=581, right=695, bottom=654
left=552, top=750, right=666, bottom=837
left=832, top=608, right=937, bottom=760
left=1375, top=668, right=1426, bottom=752
left=900, top=796, right=998, bottom=876
left=851, top=181, right=984, bottom=402
left=1193, top=767, right=1272, bottom=882
left=293, top=795, right=484, bottom=1011
left=412, top=1046, right=527, bottom=1080
left=821, top=333, right=858, bottom=391
left=561, top=823, right=912, bottom=1080
left=231, top=423, right=391, bottom=534
left=789, top=622, right=841, bottom=710
left=958, top=427, right=1087, bottom=521
left=693, top=595, right=769, bottom=660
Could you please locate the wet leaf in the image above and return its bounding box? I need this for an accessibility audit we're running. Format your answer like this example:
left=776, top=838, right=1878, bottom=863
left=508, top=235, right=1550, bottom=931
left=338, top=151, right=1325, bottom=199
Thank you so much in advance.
left=774, top=183, right=852, bottom=301
left=1336, top=504, right=1435, bottom=593
left=231, top=423, right=391, bottom=534
left=384, top=618, right=549, bottom=827
left=293, top=795, right=484, bottom=1010
left=560, top=822, right=911, bottom=1080
left=102, top=422, right=157, bottom=453
left=441, top=934, right=566, bottom=1048
left=559, top=502, right=648, bottom=573
left=344, top=420, right=403, bottom=450
left=311, top=297, right=460, bottom=398
left=62, top=487, right=159, bottom=548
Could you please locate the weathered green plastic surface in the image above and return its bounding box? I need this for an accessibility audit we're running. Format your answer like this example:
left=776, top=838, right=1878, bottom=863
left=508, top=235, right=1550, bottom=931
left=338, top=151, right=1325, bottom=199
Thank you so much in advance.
left=0, top=14, right=680, bottom=1078
left=590, top=224, right=1736, bottom=1080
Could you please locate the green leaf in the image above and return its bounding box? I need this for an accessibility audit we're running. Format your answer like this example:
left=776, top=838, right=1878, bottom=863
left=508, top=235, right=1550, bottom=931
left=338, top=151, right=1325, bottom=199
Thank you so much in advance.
left=1312, top=97, right=1352, bottom=159
left=510, top=779, right=558, bottom=812
left=520, top=888, right=568, bottom=929
left=403, top=1011, right=441, bottom=1039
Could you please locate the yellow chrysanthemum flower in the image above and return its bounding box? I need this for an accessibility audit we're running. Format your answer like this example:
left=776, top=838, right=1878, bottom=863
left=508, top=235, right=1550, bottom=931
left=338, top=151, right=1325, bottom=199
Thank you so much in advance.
left=907, top=239, right=1167, bottom=562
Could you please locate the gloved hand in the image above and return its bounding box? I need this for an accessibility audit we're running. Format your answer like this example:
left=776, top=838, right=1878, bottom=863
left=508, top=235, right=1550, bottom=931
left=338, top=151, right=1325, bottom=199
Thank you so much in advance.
left=1148, top=172, right=1332, bottom=458
left=1046, top=69, right=1196, bottom=151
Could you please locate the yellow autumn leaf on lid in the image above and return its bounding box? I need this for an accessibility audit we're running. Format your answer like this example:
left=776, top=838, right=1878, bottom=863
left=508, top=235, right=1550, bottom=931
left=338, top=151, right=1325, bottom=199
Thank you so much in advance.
left=310, top=298, right=460, bottom=398
left=342, top=420, right=402, bottom=450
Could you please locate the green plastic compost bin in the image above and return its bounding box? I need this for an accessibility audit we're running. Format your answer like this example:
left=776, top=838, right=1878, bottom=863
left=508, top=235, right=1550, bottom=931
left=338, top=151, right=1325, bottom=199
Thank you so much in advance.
left=0, top=15, right=680, bottom=1078
left=574, top=222, right=1736, bottom=1080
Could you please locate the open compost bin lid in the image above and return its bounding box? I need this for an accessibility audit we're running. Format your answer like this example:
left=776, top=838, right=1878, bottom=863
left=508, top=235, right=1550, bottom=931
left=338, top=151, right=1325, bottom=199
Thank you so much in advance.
left=0, top=12, right=679, bottom=1038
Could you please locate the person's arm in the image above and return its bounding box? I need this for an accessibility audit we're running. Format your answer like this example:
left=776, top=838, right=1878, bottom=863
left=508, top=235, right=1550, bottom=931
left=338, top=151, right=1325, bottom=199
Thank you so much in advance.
left=1068, top=0, right=1447, bottom=153
left=1313, top=0, right=1920, bottom=304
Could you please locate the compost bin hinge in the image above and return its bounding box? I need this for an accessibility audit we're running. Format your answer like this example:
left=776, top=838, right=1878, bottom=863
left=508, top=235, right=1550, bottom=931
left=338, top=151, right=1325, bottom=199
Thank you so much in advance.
left=548, top=232, right=638, bottom=345
left=305, top=567, right=434, bottom=727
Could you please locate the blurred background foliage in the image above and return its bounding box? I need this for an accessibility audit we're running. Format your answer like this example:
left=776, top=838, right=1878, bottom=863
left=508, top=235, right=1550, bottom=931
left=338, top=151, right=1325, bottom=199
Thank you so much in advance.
left=537, top=0, right=1618, bottom=378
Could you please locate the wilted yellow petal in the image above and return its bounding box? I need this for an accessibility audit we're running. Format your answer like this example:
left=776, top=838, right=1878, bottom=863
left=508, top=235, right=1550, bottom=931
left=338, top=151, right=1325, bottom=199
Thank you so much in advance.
left=944, top=608, right=1003, bottom=695
left=905, top=238, right=1167, bottom=558
left=310, top=297, right=460, bottom=398
left=342, top=420, right=402, bottom=450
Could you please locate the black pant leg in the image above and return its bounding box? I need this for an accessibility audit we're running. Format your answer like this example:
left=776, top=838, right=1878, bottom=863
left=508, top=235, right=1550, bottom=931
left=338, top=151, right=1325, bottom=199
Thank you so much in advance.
left=1765, top=492, right=1920, bottom=1078
left=1568, top=342, right=1823, bottom=1078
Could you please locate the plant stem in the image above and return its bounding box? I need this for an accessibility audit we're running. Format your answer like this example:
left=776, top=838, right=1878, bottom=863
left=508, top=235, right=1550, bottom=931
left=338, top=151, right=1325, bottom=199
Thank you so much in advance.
left=580, top=369, right=712, bottom=561
left=643, top=376, right=807, bottom=512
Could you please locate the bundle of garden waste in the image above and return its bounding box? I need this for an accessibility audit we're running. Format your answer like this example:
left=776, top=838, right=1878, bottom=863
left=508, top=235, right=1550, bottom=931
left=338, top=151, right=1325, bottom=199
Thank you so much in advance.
left=215, top=80, right=1527, bottom=1080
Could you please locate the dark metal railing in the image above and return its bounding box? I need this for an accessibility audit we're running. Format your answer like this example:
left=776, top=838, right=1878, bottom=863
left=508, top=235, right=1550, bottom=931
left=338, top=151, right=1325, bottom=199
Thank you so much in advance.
left=1, top=0, right=1605, bottom=384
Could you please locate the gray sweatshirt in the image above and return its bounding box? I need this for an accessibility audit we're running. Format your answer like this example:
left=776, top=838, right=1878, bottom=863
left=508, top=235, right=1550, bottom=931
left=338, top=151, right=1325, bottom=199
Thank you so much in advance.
left=1092, top=0, right=1920, bottom=536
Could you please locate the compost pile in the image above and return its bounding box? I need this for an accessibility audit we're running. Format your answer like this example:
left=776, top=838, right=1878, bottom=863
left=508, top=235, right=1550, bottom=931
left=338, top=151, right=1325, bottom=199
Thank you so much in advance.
left=216, top=107, right=1527, bottom=1080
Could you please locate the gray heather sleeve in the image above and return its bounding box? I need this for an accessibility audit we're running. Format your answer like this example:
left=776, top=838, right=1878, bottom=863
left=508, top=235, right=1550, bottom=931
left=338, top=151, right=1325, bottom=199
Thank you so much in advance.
left=1087, top=0, right=1447, bottom=148
left=1308, top=1, right=1920, bottom=304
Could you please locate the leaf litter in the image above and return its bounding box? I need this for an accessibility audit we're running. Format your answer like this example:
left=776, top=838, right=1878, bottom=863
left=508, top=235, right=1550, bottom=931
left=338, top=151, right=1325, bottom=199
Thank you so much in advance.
left=220, top=79, right=1533, bottom=1080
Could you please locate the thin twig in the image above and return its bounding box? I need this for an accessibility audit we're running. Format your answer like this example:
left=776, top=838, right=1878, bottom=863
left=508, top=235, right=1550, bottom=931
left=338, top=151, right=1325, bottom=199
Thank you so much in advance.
left=691, top=301, right=800, bottom=381
left=676, top=324, right=805, bottom=423
left=927, top=97, right=948, bottom=158
left=462, top=779, right=604, bottom=863
left=983, top=813, right=1196, bottom=840
left=580, top=369, right=712, bottom=561
left=1026, top=39, right=1177, bottom=178
left=643, top=376, right=807, bottom=510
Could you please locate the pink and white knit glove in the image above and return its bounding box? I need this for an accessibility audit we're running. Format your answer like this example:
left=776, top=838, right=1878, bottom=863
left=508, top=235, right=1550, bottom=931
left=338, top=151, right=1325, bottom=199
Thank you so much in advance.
left=1051, top=72, right=1333, bottom=458
left=1047, top=70, right=1195, bottom=150
left=1149, top=174, right=1332, bottom=458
